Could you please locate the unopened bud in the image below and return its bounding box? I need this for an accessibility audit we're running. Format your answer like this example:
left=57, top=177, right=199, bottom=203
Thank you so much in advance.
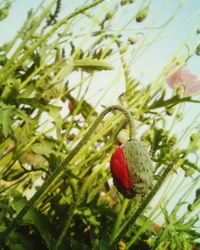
left=168, top=135, right=177, bottom=146
left=175, top=84, right=185, bottom=98
left=119, top=44, right=128, bottom=54
left=128, top=34, right=138, bottom=45
left=135, top=7, right=149, bottom=23
left=120, top=0, right=128, bottom=6
left=195, top=44, right=200, bottom=56
left=190, top=133, right=197, bottom=141
left=141, top=130, right=152, bottom=145
left=166, top=106, right=175, bottom=115
left=184, top=167, right=195, bottom=177
left=110, top=139, right=154, bottom=199
left=105, top=10, right=115, bottom=21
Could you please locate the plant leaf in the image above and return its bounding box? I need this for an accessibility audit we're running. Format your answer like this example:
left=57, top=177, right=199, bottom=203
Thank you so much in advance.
left=74, top=58, right=113, bottom=71
left=11, top=191, right=56, bottom=249
left=0, top=103, right=13, bottom=137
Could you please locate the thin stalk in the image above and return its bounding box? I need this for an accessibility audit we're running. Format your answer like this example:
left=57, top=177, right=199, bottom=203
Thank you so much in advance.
left=110, top=160, right=177, bottom=245
left=56, top=161, right=107, bottom=249
left=0, top=105, right=135, bottom=244
left=125, top=161, right=178, bottom=249
left=110, top=199, right=130, bottom=242
left=110, top=196, right=141, bottom=244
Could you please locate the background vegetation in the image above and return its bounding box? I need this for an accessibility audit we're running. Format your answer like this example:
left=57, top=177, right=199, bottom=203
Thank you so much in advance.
left=0, top=0, right=199, bottom=249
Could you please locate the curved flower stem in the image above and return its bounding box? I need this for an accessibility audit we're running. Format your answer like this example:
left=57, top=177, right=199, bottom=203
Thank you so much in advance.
left=0, top=105, right=135, bottom=244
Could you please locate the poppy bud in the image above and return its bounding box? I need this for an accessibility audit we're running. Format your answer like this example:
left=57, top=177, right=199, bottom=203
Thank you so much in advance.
left=120, top=0, right=128, bottom=6
left=166, top=106, right=176, bottom=116
left=119, top=44, right=128, bottom=54
left=105, top=10, right=115, bottom=21
left=68, top=101, right=73, bottom=110
left=135, top=7, right=149, bottom=23
left=110, top=139, right=154, bottom=199
left=195, top=44, right=200, bottom=56
left=128, top=34, right=138, bottom=45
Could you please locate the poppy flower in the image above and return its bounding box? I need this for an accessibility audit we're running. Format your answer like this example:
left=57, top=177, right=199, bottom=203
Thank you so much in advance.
left=110, top=139, right=154, bottom=199
left=165, top=64, right=200, bottom=96
left=67, top=101, right=73, bottom=111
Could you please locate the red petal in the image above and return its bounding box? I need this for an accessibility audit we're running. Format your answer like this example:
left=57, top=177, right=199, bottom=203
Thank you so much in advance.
left=68, top=102, right=72, bottom=110
left=110, top=146, right=132, bottom=189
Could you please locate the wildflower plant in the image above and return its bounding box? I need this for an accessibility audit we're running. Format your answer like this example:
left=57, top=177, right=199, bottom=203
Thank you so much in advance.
left=0, top=0, right=200, bottom=249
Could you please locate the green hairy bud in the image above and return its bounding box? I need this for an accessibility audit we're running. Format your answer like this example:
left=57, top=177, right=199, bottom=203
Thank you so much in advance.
left=135, top=7, right=149, bottom=23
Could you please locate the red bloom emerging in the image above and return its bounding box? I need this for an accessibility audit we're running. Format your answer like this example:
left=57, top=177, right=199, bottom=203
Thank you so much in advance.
left=110, top=146, right=132, bottom=193
left=110, top=140, right=154, bottom=199
left=68, top=101, right=73, bottom=110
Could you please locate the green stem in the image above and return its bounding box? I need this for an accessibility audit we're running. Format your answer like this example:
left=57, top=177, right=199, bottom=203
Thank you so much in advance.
left=56, top=163, right=106, bottom=249
left=110, top=160, right=176, bottom=245
left=110, top=196, right=141, bottom=245
left=56, top=189, right=82, bottom=249
left=110, top=199, right=129, bottom=242
left=0, top=105, right=134, bottom=244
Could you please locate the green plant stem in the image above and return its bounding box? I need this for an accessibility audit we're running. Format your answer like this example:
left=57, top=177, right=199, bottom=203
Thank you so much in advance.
left=110, top=196, right=141, bottom=245
left=111, top=199, right=129, bottom=242
left=110, top=160, right=177, bottom=245
left=56, top=163, right=106, bottom=249
left=56, top=189, right=82, bottom=249
left=0, top=105, right=134, bottom=244
left=55, top=106, right=135, bottom=248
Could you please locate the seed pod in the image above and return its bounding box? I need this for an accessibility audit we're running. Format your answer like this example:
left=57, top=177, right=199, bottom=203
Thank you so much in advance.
left=135, top=7, right=149, bottom=23
left=119, top=44, right=128, bottom=54
left=190, top=133, right=197, bottom=141
left=195, top=44, right=200, bottom=56
left=120, top=0, right=128, bottom=6
left=168, top=135, right=177, bottom=146
left=128, top=34, right=138, bottom=45
left=105, top=10, right=115, bottom=21
left=110, top=139, right=154, bottom=199
left=0, top=2, right=11, bottom=21
left=166, top=106, right=175, bottom=116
